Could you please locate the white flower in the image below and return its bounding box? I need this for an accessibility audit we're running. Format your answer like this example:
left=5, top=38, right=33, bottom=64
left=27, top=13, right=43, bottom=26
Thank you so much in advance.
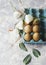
left=13, top=10, right=22, bottom=19
left=16, top=19, right=23, bottom=30
left=25, top=14, right=33, bottom=24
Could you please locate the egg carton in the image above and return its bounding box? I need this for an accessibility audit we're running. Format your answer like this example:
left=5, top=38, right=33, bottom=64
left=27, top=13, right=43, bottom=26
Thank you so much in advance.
left=23, top=9, right=46, bottom=44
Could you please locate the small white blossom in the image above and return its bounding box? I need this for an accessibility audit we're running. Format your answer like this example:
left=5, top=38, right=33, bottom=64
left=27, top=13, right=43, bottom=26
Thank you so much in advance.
left=13, top=10, right=22, bottom=19
left=16, top=19, right=23, bottom=30
left=25, top=14, right=33, bottom=24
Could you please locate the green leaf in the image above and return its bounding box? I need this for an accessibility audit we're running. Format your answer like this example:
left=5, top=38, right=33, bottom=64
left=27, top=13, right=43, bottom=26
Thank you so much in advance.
left=32, top=49, right=41, bottom=58
left=19, top=43, right=28, bottom=51
left=23, top=54, right=32, bottom=65
left=18, top=29, right=23, bottom=36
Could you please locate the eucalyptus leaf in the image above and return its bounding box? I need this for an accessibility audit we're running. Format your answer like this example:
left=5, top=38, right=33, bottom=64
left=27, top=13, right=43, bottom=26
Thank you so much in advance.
left=18, top=29, right=23, bottom=36
left=33, top=49, right=41, bottom=58
left=23, top=54, right=32, bottom=65
left=19, top=43, right=28, bottom=51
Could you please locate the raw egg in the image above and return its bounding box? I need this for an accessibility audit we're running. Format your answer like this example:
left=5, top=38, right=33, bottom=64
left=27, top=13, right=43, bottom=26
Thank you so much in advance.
left=24, top=33, right=31, bottom=41
left=33, top=33, right=40, bottom=41
left=33, top=18, right=40, bottom=25
left=24, top=25, right=32, bottom=33
left=33, top=25, right=40, bottom=32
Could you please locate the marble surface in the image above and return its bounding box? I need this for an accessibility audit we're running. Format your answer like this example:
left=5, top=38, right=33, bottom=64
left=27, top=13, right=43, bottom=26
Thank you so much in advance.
left=0, top=0, right=46, bottom=65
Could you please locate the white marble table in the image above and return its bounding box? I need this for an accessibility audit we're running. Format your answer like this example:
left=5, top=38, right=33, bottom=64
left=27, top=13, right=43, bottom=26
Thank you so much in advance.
left=0, top=0, right=46, bottom=65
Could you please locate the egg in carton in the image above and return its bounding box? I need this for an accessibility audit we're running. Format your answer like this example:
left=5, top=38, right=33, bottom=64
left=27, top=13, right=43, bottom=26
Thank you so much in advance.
left=23, top=9, right=46, bottom=44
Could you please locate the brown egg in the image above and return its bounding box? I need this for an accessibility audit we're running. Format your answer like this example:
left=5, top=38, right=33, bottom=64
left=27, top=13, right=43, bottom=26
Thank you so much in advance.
left=24, top=25, right=32, bottom=33
left=33, top=33, right=40, bottom=41
left=33, top=18, right=40, bottom=25
left=24, top=22, right=29, bottom=26
left=33, top=25, right=40, bottom=33
left=24, top=33, right=32, bottom=41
